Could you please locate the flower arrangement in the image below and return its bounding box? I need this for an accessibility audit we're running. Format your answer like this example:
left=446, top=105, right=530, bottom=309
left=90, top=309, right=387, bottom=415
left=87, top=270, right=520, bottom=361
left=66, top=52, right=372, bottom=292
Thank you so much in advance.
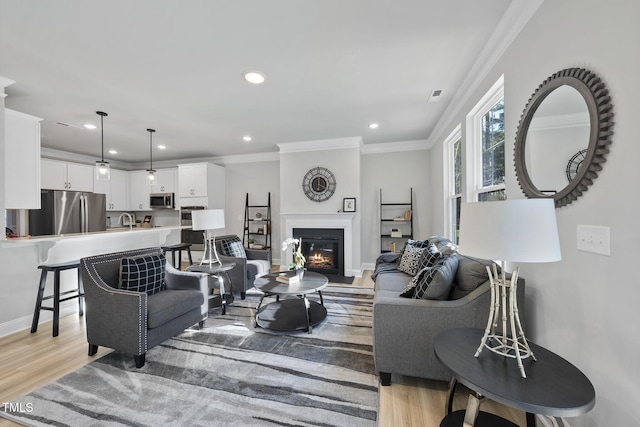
left=282, top=237, right=306, bottom=271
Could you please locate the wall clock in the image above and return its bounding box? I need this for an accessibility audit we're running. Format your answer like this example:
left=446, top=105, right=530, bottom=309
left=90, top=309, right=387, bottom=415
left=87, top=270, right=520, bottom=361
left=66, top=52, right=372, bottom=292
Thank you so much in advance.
left=302, top=166, right=336, bottom=202
left=566, top=149, right=587, bottom=182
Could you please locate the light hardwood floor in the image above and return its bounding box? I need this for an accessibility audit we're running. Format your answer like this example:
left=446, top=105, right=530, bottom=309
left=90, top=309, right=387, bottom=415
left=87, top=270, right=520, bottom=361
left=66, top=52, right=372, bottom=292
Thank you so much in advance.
left=0, top=271, right=525, bottom=427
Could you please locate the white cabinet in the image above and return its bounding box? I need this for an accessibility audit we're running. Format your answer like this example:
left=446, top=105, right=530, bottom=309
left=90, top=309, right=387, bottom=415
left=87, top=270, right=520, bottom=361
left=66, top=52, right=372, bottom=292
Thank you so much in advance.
left=155, top=169, right=176, bottom=194
left=4, top=109, right=42, bottom=209
left=41, top=159, right=94, bottom=192
left=178, top=163, right=225, bottom=208
left=94, top=169, right=129, bottom=211
left=129, top=170, right=151, bottom=211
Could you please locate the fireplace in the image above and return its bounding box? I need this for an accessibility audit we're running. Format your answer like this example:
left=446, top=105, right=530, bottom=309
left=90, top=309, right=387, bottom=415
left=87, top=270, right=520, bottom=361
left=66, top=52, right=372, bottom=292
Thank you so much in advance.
left=294, top=228, right=344, bottom=276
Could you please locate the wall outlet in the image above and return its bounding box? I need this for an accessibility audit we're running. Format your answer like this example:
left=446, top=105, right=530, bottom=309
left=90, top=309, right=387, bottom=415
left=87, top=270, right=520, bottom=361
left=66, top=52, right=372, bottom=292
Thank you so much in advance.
left=577, top=225, right=610, bottom=256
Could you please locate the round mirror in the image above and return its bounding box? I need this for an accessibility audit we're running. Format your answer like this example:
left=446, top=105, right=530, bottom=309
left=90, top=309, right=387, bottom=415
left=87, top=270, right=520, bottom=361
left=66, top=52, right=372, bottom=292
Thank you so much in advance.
left=514, top=68, right=614, bottom=207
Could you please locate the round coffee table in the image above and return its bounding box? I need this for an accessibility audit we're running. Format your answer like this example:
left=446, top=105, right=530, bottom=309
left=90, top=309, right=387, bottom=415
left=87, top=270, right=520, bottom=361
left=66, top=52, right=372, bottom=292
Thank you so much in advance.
left=253, top=271, right=328, bottom=333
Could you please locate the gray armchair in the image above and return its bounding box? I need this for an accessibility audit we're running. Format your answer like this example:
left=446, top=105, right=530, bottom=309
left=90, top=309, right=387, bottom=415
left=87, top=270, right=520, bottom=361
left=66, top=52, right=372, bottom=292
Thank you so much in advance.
left=214, top=235, right=271, bottom=299
left=80, top=247, right=209, bottom=368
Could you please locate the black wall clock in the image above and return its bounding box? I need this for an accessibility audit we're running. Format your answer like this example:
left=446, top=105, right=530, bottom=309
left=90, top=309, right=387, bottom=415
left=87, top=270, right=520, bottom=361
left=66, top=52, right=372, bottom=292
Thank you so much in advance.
left=302, top=166, right=336, bottom=202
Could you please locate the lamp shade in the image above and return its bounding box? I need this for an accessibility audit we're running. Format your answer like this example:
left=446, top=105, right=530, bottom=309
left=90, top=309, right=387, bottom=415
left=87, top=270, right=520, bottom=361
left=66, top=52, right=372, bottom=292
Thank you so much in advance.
left=458, top=199, right=561, bottom=263
left=191, top=209, right=225, bottom=231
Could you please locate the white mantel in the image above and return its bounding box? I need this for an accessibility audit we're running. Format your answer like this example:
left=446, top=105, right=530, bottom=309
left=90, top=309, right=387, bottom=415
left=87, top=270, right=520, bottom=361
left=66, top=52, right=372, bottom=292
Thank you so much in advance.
left=281, top=212, right=357, bottom=276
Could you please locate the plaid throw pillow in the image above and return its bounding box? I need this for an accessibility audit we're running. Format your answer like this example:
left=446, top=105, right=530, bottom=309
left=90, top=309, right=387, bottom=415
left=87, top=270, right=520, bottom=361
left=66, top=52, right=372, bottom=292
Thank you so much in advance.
left=120, top=253, right=166, bottom=296
left=219, top=236, right=247, bottom=258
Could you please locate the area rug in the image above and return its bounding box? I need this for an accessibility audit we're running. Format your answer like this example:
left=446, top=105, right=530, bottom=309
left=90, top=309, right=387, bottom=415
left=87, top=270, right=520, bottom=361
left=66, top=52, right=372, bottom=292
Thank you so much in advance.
left=1, top=285, right=378, bottom=427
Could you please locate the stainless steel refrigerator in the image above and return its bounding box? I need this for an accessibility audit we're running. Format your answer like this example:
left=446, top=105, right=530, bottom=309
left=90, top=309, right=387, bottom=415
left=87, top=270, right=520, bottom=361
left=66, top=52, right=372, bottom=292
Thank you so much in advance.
left=28, top=190, right=107, bottom=236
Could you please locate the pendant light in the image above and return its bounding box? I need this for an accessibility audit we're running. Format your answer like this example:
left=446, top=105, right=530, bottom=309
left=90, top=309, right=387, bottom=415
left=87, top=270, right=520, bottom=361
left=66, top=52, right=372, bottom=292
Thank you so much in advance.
left=95, top=111, right=110, bottom=180
left=147, top=128, right=157, bottom=185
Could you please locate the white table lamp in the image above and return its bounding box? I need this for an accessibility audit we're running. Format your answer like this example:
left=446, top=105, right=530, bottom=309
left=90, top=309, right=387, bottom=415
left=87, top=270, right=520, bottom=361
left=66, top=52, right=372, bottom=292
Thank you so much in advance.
left=458, top=199, right=561, bottom=378
left=191, top=209, right=225, bottom=268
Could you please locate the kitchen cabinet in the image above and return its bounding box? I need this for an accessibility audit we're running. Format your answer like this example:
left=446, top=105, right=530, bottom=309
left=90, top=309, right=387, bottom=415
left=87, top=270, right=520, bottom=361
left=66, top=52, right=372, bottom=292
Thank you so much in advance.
left=94, top=168, right=129, bottom=211
left=177, top=162, right=225, bottom=208
left=41, top=159, right=94, bottom=192
left=155, top=168, right=176, bottom=194
left=4, top=108, right=42, bottom=209
left=129, top=170, right=151, bottom=211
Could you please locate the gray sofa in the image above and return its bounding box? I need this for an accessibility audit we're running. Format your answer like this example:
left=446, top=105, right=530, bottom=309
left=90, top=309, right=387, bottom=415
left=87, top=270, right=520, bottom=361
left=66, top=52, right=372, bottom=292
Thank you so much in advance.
left=81, top=247, right=209, bottom=368
left=372, top=237, right=525, bottom=385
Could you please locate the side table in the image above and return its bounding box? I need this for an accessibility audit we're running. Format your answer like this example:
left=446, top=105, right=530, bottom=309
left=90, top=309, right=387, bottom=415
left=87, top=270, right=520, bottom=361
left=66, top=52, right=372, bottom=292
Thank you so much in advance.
left=186, top=262, right=236, bottom=315
left=434, top=328, right=595, bottom=427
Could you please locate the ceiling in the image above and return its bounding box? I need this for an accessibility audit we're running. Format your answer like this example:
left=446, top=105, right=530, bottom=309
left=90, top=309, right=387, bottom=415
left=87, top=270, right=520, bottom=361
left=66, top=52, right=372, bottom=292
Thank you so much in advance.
left=0, top=0, right=513, bottom=164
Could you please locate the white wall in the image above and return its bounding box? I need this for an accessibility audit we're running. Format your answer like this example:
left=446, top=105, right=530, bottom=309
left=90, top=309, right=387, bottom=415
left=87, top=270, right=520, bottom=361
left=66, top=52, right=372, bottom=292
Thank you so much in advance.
left=429, top=0, right=640, bottom=425
left=361, top=149, right=431, bottom=265
left=223, top=160, right=280, bottom=261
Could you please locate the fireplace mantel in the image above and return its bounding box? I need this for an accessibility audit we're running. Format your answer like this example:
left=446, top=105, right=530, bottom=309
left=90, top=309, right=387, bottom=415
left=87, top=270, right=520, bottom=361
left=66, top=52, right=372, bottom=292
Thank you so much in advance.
left=281, top=212, right=356, bottom=276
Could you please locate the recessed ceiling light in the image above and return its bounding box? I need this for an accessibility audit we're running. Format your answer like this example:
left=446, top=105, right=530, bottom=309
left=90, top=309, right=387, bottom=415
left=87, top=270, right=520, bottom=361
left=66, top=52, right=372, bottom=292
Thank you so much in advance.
left=243, top=136, right=252, bottom=142
left=84, top=124, right=97, bottom=130
left=369, top=123, right=379, bottom=129
left=108, top=149, right=117, bottom=155
left=243, top=71, right=265, bottom=84
left=157, top=145, right=166, bottom=150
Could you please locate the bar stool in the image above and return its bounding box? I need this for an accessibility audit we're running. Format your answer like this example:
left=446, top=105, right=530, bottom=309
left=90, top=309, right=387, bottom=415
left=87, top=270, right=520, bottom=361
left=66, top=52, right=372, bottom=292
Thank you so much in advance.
left=161, top=243, right=193, bottom=270
left=31, top=260, right=83, bottom=337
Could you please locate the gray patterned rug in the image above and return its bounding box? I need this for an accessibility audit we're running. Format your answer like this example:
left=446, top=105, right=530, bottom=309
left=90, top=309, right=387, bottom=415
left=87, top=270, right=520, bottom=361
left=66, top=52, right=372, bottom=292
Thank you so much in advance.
left=1, top=285, right=378, bottom=427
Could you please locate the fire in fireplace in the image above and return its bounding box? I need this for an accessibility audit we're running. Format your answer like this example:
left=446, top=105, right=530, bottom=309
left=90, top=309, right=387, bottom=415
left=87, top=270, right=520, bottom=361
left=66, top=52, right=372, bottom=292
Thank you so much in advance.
left=293, top=228, right=344, bottom=276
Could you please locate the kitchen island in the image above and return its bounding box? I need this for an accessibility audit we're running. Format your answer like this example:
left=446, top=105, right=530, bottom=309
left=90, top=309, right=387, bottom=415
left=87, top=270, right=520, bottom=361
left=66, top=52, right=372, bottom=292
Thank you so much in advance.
left=0, top=225, right=185, bottom=337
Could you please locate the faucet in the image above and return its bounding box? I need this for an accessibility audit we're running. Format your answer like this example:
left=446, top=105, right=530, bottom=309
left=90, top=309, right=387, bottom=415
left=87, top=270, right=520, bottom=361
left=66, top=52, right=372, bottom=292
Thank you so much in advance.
left=118, top=212, right=133, bottom=231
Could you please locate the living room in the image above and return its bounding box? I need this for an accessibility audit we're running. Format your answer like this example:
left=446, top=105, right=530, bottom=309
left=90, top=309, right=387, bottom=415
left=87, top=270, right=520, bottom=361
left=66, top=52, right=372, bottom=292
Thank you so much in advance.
left=1, top=0, right=638, bottom=426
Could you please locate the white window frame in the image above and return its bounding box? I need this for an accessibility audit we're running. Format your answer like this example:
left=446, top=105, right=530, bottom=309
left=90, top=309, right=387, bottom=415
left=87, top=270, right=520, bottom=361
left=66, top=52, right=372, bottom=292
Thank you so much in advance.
left=465, top=75, right=505, bottom=202
left=443, top=125, right=462, bottom=243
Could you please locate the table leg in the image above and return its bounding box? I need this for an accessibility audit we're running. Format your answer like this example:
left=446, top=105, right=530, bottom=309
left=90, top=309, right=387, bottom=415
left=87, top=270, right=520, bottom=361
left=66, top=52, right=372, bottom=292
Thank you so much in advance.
left=217, top=275, right=226, bottom=315
left=304, top=295, right=312, bottom=334
left=526, top=412, right=536, bottom=427
left=255, top=294, right=267, bottom=328
left=462, top=393, right=483, bottom=427
left=445, top=377, right=457, bottom=415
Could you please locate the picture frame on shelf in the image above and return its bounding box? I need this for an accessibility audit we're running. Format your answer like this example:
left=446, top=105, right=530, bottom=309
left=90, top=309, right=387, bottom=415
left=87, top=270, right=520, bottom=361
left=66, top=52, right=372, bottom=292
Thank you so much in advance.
left=343, top=197, right=356, bottom=212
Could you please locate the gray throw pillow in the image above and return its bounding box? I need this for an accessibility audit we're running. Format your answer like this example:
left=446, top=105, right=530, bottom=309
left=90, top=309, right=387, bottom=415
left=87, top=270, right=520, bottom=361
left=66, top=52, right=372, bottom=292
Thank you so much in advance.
left=455, top=255, right=499, bottom=293
left=413, top=255, right=459, bottom=300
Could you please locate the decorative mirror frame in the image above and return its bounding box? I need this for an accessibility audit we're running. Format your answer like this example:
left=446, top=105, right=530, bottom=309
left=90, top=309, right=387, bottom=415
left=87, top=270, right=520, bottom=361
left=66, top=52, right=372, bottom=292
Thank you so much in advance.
left=514, top=68, right=614, bottom=207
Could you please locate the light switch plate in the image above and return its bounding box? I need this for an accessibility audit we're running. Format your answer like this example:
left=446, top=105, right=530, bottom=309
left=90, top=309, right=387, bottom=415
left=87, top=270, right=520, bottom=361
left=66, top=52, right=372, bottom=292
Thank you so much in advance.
left=577, top=225, right=610, bottom=256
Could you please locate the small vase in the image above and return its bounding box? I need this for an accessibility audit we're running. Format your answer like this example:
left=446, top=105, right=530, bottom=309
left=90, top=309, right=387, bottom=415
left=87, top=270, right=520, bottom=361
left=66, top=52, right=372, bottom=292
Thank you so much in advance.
left=295, top=268, right=305, bottom=280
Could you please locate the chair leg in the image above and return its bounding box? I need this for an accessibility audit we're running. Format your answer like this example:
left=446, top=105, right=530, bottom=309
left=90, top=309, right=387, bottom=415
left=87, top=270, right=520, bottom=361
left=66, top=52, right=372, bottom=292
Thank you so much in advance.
left=198, top=320, right=205, bottom=329
left=134, top=353, right=146, bottom=368
left=380, top=372, right=392, bottom=386
left=186, top=247, right=193, bottom=266
left=31, top=269, right=48, bottom=333
left=53, top=270, right=61, bottom=337
left=241, top=291, right=246, bottom=300
left=88, top=344, right=99, bottom=356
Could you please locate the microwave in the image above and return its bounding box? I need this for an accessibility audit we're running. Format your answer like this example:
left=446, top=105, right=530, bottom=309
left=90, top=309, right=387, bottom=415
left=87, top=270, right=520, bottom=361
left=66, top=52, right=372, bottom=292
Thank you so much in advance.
left=150, top=193, right=174, bottom=209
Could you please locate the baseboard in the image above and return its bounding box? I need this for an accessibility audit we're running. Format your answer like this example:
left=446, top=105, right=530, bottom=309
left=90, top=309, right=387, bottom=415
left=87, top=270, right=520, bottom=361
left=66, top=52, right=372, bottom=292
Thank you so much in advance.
left=0, top=304, right=80, bottom=338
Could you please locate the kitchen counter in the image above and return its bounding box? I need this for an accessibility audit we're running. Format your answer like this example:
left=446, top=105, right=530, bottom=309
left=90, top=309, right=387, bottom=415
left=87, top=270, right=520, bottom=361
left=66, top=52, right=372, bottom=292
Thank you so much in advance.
left=0, top=225, right=184, bottom=337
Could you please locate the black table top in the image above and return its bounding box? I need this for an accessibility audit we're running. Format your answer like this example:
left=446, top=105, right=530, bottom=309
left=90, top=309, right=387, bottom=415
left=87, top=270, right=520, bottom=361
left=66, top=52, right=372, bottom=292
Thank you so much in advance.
left=434, top=328, right=595, bottom=418
left=254, top=271, right=328, bottom=295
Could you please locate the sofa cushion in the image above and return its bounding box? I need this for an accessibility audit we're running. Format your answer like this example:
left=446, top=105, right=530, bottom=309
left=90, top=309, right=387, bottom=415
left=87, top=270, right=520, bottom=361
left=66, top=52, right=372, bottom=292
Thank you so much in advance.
left=219, top=236, right=247, bottom=258
left=147, top=289, right=204, bottom=329
left=119, top=253, right=166, bottom=296
left=247, top=259, right=270, bottom=278
left=413, top=255, right=459, bottom=300
left=452, top=255, right=498, bottom=299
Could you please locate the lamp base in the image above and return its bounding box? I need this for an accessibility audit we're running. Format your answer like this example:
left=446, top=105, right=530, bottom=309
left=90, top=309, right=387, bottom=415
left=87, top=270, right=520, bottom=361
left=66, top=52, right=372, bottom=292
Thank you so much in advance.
left=475, top=263, right=535, bottom=378
left=200, top=231, right=222, bottom=268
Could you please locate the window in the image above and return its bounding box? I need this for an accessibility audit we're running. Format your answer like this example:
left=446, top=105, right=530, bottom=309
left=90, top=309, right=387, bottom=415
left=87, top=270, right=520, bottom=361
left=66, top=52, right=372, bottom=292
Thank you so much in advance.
left=444, top=125, right=462, bottom=243
left=467, top=75, right=506, bottom=202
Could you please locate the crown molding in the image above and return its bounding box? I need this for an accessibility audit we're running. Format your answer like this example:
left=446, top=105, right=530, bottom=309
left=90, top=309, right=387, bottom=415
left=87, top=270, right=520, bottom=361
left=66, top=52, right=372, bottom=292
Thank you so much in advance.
left=361, top=139, right=429, bottom=154
left=0, top=75, right=15, bottom=90
left=278, top=136, right=363, bottom=154
left=426, top=0, right=545, bottom=148
left=41, top=147, right=133, bottom=170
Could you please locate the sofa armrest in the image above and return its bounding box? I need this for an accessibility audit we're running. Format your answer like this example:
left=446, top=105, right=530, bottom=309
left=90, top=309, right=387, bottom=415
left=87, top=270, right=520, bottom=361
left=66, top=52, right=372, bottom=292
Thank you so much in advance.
left=81, top=261, right=149, bottom=356
left=218, top=255, right=248, bottom=294
left=165, top=263, right=209, bottom=317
